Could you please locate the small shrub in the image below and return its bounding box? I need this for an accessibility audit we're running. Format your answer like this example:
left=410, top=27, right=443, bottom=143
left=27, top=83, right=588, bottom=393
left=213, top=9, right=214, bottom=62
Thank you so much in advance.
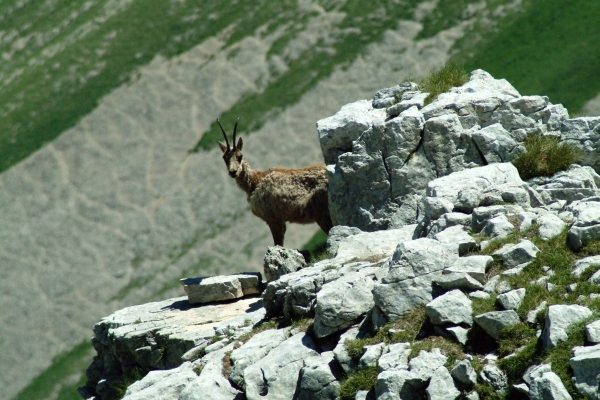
left=338, top=366, right=378, bottom=400
left=512, top=135, right=581, bottom=180
left=419, top=62, right=469, bottom=105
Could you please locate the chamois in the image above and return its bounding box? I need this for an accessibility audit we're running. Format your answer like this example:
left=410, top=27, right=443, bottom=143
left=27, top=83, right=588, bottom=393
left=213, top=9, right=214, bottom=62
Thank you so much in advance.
left=217, top=119, right=333, bottom=246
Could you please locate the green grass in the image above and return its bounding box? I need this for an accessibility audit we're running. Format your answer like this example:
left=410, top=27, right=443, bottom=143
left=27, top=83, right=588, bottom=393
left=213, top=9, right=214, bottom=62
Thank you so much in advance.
left=12, top=340, right=94, bottom=400
left=338, top=366, right=378, bottom=400
left=191, top=0, right=425, bottom=152
left=513, top=135, right=581, bottom=180
left=418, top=62, right=469, bottom=105
left=343, top=305, right=428, bottom=360
left=467, top=224, right=600, bottom=398
left=461, top=0, right=600, bottom=114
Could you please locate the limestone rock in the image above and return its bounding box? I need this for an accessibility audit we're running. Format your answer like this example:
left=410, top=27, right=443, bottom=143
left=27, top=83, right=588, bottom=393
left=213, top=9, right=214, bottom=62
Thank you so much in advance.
left=536, top=213, right=566, bottom=241
left=180, top=344, right=242, bottom=400
left=333, top=225, right=416, bottom=262
left=482, top=214, right=515, bottom=239
left=528, top=164, right=600, bottom=204
left=572, top=255, right=600, bottom=278
left=426, top=366, right=460, bottom=400
left=451, top=359, right=477, bottom=387
left=372, top=82, right=419, bottom=109
left=586, top=320, right=600, bottom=344
left=471, top=123, right=525, bottom=163
left=263, top=246, right=307, bottom=282
left=529, top=371, right=572, bottom=400
left=244, top=332, right=319, bottom=400
left=377, top=343, right=411, bottom=373
left=326, top=226, right=362, bottom=256
left=296, top=352, right=342, bottom=400
left=541, top=304, right=593, bottom=350
left=427, top=163, right=525, bottom=212
left=560, top=117, right=600, bottom=173
left=496, top=288, right=526, bottom=311
left=333, top=327, right=362, bottom=374
left=479, top=365, right=508, bottom=394
left=434, top=273, right=484, bottom=291
left=229, top=328, right=291, bottom=389
left=434, top=225, right=477, bottom=255
left=446, top=326, right=469, bottom=345
left=314, top=272, right=375, bottom=338
left=180, top=273, right=262, bottom=304
left=569, top=344, right=600, bottom=399
left=79, top=296, right=265, bottom=399
left=497, top=240, right=540, bottom=269
left=374, top=239, right=459, bottom=321
left=474, top=310, right=520, bottom=340
left=444, top=255, right=492, bottom=284
left=121, top=362, right=197, bottom=400
left=409, top=348, right=448, bottom=383
left=526, top=301, right=548, bottom=325
left=567, top=198, right=600, bottom=251
left=426, top=290, right=473, bottom=326
left=359, top=343, right=387, bottom=369
left=318, top=100, right=386, bottom=165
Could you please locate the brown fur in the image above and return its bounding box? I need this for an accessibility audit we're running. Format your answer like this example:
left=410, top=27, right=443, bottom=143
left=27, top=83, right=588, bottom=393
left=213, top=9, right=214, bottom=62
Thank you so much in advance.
left=218, top=124, right=332, bottom=246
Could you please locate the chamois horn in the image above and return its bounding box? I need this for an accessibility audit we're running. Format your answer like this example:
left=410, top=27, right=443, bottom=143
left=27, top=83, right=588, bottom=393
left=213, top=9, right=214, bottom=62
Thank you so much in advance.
left=232, top=118, right=240, bottom=150
left=217, top=119, right=230, bottom=150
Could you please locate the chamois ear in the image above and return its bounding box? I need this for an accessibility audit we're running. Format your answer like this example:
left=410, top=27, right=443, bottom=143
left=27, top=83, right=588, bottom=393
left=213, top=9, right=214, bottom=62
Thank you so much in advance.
left=236, top=137, right=243, bottom=151
left=218, top=141, right=228, bottom=153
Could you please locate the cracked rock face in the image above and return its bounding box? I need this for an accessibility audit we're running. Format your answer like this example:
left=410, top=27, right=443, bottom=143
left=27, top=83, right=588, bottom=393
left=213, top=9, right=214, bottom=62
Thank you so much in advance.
left=318, top=69, right=582, bottom=231
left=244, top=332, right=320, bottom=400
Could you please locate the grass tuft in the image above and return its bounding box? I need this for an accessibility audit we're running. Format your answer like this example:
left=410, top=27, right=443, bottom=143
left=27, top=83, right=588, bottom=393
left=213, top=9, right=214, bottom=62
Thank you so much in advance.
left=512, top=135, right=581, bottom=180
left=338, top=366, right=378, bottom=400
left=419, top=62, right=469, bottom=105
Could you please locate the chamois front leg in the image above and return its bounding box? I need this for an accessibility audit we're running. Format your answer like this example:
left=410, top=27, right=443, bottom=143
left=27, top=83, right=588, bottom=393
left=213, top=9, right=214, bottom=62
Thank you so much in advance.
left=267, top=220, right=286, bottom=246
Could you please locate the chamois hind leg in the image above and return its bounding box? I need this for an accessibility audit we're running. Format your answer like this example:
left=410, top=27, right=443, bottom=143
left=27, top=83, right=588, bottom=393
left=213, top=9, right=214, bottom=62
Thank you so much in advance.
left=267, top=220, right=286, bottom=246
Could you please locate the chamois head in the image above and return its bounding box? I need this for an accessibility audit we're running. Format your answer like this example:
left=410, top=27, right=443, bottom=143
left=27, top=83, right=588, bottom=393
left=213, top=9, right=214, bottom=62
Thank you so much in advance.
left=218, top=118, right=244, bottom=178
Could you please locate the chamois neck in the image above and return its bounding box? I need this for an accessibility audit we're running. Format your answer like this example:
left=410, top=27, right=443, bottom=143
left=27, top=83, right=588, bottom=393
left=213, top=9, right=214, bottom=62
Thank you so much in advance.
left=234, top=160, right=260, bottom=196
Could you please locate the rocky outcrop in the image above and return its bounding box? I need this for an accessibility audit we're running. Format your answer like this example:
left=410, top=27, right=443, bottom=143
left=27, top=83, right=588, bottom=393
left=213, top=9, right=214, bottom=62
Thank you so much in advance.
left=317, top=70, right=600, bottom=232
left=80, top=70, right=600, bottom=400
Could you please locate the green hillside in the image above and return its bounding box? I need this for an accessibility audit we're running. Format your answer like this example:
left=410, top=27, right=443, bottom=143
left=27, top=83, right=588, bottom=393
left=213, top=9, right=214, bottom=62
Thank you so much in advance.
left=3, top=0, right=600, bottom=399
left=461, top=0, right=600, bottom=113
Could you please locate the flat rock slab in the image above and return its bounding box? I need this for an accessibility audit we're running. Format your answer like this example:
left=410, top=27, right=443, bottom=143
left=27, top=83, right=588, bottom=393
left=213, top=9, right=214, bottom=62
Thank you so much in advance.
left=81, top=296, right=265, bottom=399
left=181, top=273, right=262, bottom=304
left=333, top=225, right=416, bottom=262
left=474, top=310, right=520, bottom=340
